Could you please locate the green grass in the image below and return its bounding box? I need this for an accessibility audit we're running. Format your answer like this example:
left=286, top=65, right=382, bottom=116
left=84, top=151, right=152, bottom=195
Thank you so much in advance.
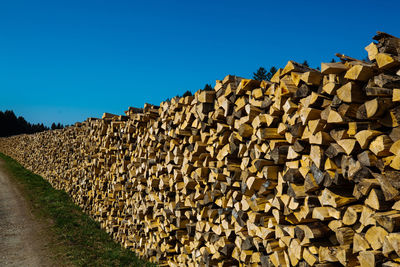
left=0, top=152, right=153, bottom=267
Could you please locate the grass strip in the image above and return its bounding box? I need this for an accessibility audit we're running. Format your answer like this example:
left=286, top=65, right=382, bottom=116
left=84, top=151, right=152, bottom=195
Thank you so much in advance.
left=0, top=152, right=153, bottom=267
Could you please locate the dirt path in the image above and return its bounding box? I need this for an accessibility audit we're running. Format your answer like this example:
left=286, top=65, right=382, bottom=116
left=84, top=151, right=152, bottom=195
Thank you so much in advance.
left=0, top=160, right=54, bottom=267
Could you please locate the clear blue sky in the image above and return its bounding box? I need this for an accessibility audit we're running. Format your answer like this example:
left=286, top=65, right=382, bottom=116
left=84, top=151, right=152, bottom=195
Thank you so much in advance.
left=1, top=0, right=399, bottom=126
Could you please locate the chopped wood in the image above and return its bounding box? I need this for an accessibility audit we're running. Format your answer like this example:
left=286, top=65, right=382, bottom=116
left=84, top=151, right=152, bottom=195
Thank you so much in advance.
left=321, top=62, right=348, bottom=74
left=337, top=82, right=365, bottom=103
left=376, top=53, right=400, bottom=70
left=344, top=64, right=374, bottom=81
left=1, top=32, right=400, bottom=266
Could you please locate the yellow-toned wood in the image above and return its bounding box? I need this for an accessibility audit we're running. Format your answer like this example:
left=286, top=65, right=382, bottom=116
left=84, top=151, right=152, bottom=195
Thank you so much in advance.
left=376, top=53, right=400, bottom=69
left=365, top=42, right=378, bottom=60
left=321, top=62, right=348, bottom=74
left=344, top=64, right=374, bottom=81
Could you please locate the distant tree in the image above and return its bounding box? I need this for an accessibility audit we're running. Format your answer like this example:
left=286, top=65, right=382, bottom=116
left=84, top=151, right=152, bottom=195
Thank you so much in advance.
left=50, top=122, right=64, bottom=130
left=253, top=67, right=268, bottom=81
left=182, top=90, right=193, bottom=97
left=266, top=66, right=278, bottom=81
left=302, top=60, right=309, bottom=67
left=203, top=84, right=213, bottom=91
left=331, top=58, right=336, bottom=63
left=316, top=66, right=321, bottom=71
left=0, top=110, right=50, bottom=137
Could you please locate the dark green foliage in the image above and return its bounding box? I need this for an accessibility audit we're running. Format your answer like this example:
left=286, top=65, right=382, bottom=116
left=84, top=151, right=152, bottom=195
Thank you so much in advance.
left=302, top=60, right=309, bottom=67
left=51, top=122, right=64, bottom=130
left=266, top=66, right=278, bottom=81
left=0, top=153, right=153, bottom=267
left=182, top=90, right=193, bottom=97
left=0, top=110, right=49, bottom=137
left=203, top=84, right=213, bottom=91
left=173, top=89, right=194, bottom=99
left=173, top=85, right=212, bottom=100
left=253, top=67, right=267, bottom=81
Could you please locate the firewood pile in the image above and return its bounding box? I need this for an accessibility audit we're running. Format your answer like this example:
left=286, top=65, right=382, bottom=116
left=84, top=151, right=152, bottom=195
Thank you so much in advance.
left=2, top=32, right=400, bottom=266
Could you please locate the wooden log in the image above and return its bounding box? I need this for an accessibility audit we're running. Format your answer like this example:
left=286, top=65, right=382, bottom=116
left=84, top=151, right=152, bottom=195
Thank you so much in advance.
left=337, top=139, right=359, bottom=155
left=365, top=42, right=379, bottom=60
left=238, top=124, right=253, bottom=138
left=318, top=188, right=356, bottom=208
left=372, top=172, right=400, bottom=201
left=373, top=31, right=400, bottom=55
left=358, top=251, right=384, bottom=267
left=383, top=233, right=400, bottom=257
left=374, top=73, right=400, bottom=88
left=281, top=60, right=313, bottom=76
left=374, top=210, right=400, bottom=232
left=337, top=82, right=365, bottom=103
left=376, top=53, right=400, bottom=70
left=343, top=205, right=364, bottom=225
left=356, top=98, right=391, bottom=119
left=353, top=233, right=371, bottom=253
left=198, top=90, right=216, bottom=103
left=369, top=135, right=393, bottom=157
left=355, top=130, right=383, bottom=149
left=321, top=62, right=348, bottom=74
left=344, top=64, right=374, bottom=81
left=365, top=226, right=388, bottom=250
left=365, top=188, right=391, bottom=210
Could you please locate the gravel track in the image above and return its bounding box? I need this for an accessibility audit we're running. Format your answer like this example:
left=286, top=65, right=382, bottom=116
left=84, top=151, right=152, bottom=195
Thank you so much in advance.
left=0, top=160, right=53, bottom=267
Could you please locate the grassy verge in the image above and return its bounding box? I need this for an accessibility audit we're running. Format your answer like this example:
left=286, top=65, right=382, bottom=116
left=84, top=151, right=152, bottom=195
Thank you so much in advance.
left=0, top=152, right=153, bottom=267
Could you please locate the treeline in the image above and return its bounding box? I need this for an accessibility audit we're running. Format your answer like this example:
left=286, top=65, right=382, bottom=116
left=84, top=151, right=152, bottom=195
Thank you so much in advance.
left=252, top=59, right=340, bottom=81
left=169, top=60, right=327, bottom=102
left=0, top=110, right=65, bottom=137
left=173, top=66, right=280, bottom=101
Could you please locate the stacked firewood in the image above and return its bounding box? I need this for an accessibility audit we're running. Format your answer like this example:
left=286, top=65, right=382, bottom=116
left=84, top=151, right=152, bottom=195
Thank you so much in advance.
left=2, top=32, right=400, bottom=266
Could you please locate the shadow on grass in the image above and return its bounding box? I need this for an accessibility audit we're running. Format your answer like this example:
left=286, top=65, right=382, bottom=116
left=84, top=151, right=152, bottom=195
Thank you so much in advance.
left=0, top=153, right=155, bottom=267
